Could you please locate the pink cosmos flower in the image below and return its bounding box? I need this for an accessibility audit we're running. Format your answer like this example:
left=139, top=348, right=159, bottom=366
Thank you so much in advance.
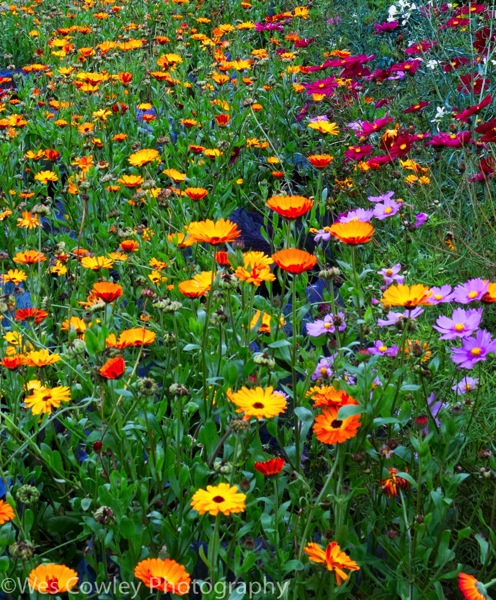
left=433, top=308, right=483, bottom=340
left=429, top=285, right=453, bottom=304
left=377, top=264, right=404, bottom=286
left=451, top=329, right=495, bottom=369
left=452, top=278, right=489, bottom=304
left=373, top=198, right=401, bottom=220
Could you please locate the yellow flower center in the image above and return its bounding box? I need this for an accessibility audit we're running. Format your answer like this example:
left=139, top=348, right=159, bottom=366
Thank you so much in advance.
left=379, top=345, right=388, bottom=352
left=434, top=294, right=442, bottom=300
left=385, top=207, right=392, bottom=214
left=454, top=323, right=465, bottom=331
left=465, top=385, right=472, bottom=390
left=470, top=347, right=482, bottom=356
left=323, top=322, right=332, bottom=329
left=320, top=368, right=328, bottom=375
left=468, top=291, right=478, bottom=298
left=386, top=269, right=393, bottom=276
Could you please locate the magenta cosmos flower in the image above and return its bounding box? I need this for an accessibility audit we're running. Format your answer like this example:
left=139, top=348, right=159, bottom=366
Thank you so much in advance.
left=338, top=208, right=374, bottom=223
left=429, top=285, right=453, bottom=304
left=452, top=376, right=479, bottom=395
left=452, top=278, right=489, bottom=304
left=368, top=190, right=395, bottom=203
left=433, top=308, right=482, bottom=340
left=451, top=329, right=495, bottom=369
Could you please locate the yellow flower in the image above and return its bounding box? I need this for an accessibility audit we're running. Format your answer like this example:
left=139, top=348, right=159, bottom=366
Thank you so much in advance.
left=191, top=483, right=246, bottom=516
left=81, top=256, right=114, bottom=271
left=128, top=148, right=160, bottom=167
left=227, top=386, right=287, bottom=420
left=34, top=170, right=58, bottom=184
left=24, top=386, right=71, bottom=415
left=308, top=118, right=339, bottom=136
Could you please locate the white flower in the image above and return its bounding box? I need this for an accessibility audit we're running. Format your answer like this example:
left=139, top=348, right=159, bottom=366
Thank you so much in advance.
left=426, top=60, right=440, bottom=69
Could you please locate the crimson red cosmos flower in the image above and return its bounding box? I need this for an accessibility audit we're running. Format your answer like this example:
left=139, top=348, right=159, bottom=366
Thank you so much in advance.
left=15, top=308, right=48, bottom=323
left=254, top=458, right=285, bottom=477
left=403, top=101, right=429, bottom=114
left=427, top=131, right=472, bottom=149
left=454, top=95, right=492, bottom=122
left=357, top=115, right=394, bottom=138
left=99, top=357, right=126, bottom=379
left=344, top=145, right=373, bottom=161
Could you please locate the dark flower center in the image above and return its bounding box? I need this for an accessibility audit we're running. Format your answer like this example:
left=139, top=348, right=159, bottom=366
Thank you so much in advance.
left=46, top=578, right=59, bottom=593
left=252, top=402, right=264, bottom=409
left=330, top=419, right=343, bottom=428
left=212, top=496, right=225, bottom=503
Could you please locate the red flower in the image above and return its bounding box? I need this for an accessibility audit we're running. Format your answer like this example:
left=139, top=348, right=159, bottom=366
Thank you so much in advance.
left=254, top=458, right=285, bottom=476
left=99, top=357, right=125, bottom=379
left=15, top=308, right=49, bottom=323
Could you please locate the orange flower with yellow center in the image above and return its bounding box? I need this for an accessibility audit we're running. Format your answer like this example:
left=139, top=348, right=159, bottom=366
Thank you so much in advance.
left=13, top=250, right=46, bottom=264
left=187, top=219, right=241, bottom=245
left=23, top=349, right=61, bottom=367
left=134, top=558, right=190, bottom=595
left=272, top=248, right=317, bottom=274
left=178, top=271, right=215, bottom=298
left=381, top=284, right=432, bottom=308
left=117, top=174, right=144, bottom=188
left=17, top=212, right=40, bottom=229
left=113, top=328, right=156, bottom=349
left=313, top=405, right=361, bottom=444
left=28, top=564, right=78, bottom=594
left=191, top=482, right=246, bottom=516
left=234, top=251, right=275, bottom=287
left=306, top=386, right=357, bottom=408
left=184, top=187, right=208, bottom=201
left=482, top=282, right=496, bottom=303
left=92, top=282, right=123, bottom=303
left=329, top=221, right=374, bottom=245
left=0, top=499, right=15, bottom=524
left=267, top=195, right=313, bottom=219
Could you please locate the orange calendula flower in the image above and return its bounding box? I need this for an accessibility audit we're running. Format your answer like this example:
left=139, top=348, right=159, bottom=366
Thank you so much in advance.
left=1, top=355, right=26, bottom=369
left=329, top=221, right=374, bottom=245
left=134, top=558, right=190, bottom=595
left=267, top=195, right=313, bottom=219
left=24, top=385, right=71, bottom=415
left=191, top=482, right=246, bottom=516
left=308, top=154, right=334, bottom=168
left=306, top=386, right=357, bottom=408
left=313, top=405, right=361, bottom=444
left=17, top=212, right=40, bottom=229
left=128, top=148, right=160, bottom=167
left=234, top=251, right=275, bottom=286
left=23, top=349, right=61, bottom=367
left=81, top=256, right=114, bottom=271
left=15, top=308, right=48, bottom=323
left=187, top=219, right=241, bottom=245
left=99, top=356, right=126, bottom=379
left=250, top=310, right=285, bottom=333
left=178, top=271, right=215, bottom=298
left=2, top=269, right=27, bottom=284
left=92, top=282, right=123, bottom=303
left=28, top=564, right=78, bottom=594
left=13, top=250, right=46, bottom=264
left=458, top=573, right=488, bottom=600
left=381, top=467, right=410, bottom=497
left=114, top=328, right=156, bottom=348
left=254, top=457, right=285, bottom=477
left=34, top=170, right=58, bottom=184
left=184, top=187, right=208, bottom=201
left=304, top=541, right=360, bottom=586
left=482, top=282, right=496, bottom=303
left=118, top=174, right=144, bottom=188
left=227, top=386, right=287, bottom=420
left=272, top=248, right=317, bottom=274
left=0, top=499, right=15, bottom=524
left=381, top=284, right=432, bottom=308
left=162, top=168, right=187, bottom=182
left=119, top=240, right=139, bottom=252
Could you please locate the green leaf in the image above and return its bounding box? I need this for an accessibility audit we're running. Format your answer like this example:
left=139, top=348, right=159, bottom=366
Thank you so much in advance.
left=337, top=404, right=363, bottom=419
left=268, top=340, right=291, bottom=348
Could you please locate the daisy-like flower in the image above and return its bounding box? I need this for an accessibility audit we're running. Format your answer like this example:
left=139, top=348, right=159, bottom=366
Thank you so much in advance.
left=24, top=386, right=71, bottom=415
left=92, top=282, right=123, bottom=303
left=13, top=250, right=46, bottom=264
left=234, top=252, right=275, bottom=287
left=0, top=499, right=15, bottom=524
left=227, top=386, right=287, bottom=420
left=452, top=279, right=489, bottom=304
left=429, top=284, right=453, bottom=304
left=187, top=219, right=241, bottom=245
left=367, top=190, right=395, bottom=203
left=381, top=467, right=410, bottom=497
left=373, top=198, right=401, bottom=220
left=28, top=564, right=78, bottom=594
left=381, top=284, right=432, bottom=308
left=452, top=376, right=479, bottom=395
left=17, top=212, right=40, bottom=229
left=329, top=221, right=374, bottom=245
left=60, top=317, right=86, bottom=336
left=308, top=116, right=339, bottom=135
left=482, top=282, right=496, bottom=303
left=178, top=271, right=215, bottom=298
left=433, top=308, right=483, bottom=340
left=15, top=308, right=48, bottom=324
left=1, top=269, right=28, bottom=284
left=451, top=330, right=495, bottom=369
left=306, top=312, right=347, bottom=336
left=458, top=573, right=488, bottom=600
left=312, top=356, right=335, bottom=380
left=338, top=208, right=374, bottom=223
left=313, top=405, right=361, bottom=444
left=368, top=340, right=399, bottom=357
left=117, top=174, right=144, bottom=188
left=254, top=457, right=285, bottom=477
left=191, top=482, right=246, bottom=516
left=377, top=307, right=424, bottom=326
left=99, top=357, right=125, bottom=379
left=266, top=195, right=313, bottom=219
left=272, top=248, right=317, bottom=273
left=113, top=328, right=156, bottom=349
left=134, top=558, right=190, bottom=595
left=306, top=386, right=357, bottom=408
left=377, top=264, right=404, bottom=286
left=34, top=170, right=58, bottom=184
left=23, top=349, right=61, bottom=367
left=81, top=256, right=114, bottom=271
left=304, top=541, right=360, bottom=586
left=184, top=187, right=208, bottom=201
left=307, top=154, right=333, bottom=168
left=128, top=148, right=160, bottom=167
